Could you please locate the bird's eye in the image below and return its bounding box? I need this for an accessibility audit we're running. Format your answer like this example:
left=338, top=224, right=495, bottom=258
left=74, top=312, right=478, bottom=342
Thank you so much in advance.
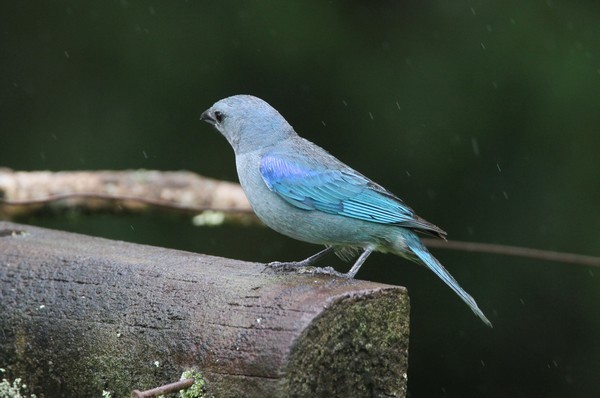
left=214, top=111, right=224, bottom=123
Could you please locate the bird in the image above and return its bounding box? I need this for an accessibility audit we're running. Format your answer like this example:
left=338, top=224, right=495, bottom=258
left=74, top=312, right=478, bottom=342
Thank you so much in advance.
left=200, top=94, right=492, bottom=327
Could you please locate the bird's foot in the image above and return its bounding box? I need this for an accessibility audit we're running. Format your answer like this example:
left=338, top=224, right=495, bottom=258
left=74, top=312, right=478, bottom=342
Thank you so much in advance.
left=267, top=260, right=306, bottom=270
left=303, top=266, right=348, bottom=278
left=266, top=262, right=348, bottom=278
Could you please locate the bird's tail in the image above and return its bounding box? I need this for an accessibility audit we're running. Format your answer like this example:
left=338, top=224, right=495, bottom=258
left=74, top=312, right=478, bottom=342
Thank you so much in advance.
left=403, top=232, right=493, bottom=327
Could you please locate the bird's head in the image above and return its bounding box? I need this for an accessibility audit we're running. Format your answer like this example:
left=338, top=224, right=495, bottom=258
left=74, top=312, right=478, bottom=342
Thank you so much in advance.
left=201, top=95, right=295, bottom=154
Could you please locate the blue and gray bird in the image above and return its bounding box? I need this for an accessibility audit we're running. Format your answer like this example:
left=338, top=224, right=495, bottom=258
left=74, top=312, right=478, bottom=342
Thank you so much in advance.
left=201, top=95, right=491, bottom=327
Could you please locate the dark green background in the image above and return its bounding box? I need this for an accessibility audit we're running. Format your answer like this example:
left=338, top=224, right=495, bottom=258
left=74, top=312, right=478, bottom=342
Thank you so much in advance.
left=1, top=1, right=599, bottom=397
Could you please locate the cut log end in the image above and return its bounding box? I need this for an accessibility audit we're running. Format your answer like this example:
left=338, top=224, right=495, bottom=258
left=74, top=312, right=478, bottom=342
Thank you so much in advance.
left=285, top=288, right=409, bottom=397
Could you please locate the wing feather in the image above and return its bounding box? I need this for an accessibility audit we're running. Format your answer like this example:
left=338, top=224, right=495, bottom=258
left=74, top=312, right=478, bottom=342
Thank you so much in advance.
left=260, top=152, right=446, bottom=238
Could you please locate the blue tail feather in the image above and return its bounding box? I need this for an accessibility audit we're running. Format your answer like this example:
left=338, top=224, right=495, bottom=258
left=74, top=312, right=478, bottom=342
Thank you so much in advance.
left=404, top=233, right=493, bottom=327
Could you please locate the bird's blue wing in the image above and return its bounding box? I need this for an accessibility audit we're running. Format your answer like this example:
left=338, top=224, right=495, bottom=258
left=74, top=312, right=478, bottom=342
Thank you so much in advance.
left=260, top=152, right=444, bottom=235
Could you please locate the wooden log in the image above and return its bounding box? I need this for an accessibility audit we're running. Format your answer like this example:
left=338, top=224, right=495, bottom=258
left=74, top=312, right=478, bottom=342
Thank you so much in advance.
left=0, top=222, right=409, bottom=398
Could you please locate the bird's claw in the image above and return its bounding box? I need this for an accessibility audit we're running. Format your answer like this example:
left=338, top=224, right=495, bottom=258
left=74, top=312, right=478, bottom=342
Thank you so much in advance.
left=304, top=266, right=348, bottom=278
left=267, top=261, right=302, bottom=270
left=266, top=262, right=348, bottom=278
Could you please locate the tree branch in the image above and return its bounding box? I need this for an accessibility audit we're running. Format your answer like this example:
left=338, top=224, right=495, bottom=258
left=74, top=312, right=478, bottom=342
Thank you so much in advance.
left=0, top=168, right=259, bottom=225
left=422, top=238, right=600, bottom=267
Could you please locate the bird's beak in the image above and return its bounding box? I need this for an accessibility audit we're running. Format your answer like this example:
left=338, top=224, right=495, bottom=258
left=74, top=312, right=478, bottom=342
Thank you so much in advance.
left=200, top=110, right=215, bottom=125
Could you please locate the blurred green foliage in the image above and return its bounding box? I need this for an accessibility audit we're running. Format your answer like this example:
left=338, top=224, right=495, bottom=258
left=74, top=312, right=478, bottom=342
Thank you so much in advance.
left=1, top=1, right=599, bottom=397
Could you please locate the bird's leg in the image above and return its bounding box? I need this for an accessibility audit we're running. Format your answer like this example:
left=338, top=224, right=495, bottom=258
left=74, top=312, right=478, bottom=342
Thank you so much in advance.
left=343, top=248, right=373, bottom=279
left=304, top=248, right=373, bottom=278
left=268, top=246, right=335, bottom=269
left=268, top=247, right=373, bottom=279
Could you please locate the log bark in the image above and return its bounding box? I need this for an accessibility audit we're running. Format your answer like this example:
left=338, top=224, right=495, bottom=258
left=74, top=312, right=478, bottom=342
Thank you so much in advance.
left=0, top=222, right=409, bottom=398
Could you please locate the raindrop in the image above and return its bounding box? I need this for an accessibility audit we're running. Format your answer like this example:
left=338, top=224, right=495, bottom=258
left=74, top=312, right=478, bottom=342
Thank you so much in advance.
left=368, top=112, right=374, bottom=120
left=64, top=50, right=70, bottom=59
left=342, top=99, right=348, bottom=107
left=565, top=374, right=573, bottom=384
left=321, top=121, right=326, bottom=127
left=142, top=150, right=148, bottom=159
left=496, top=163, right=502, bottom=172
left=396, top=101, right=401, bottom=110
left=471, top=137, right=480, bottom=156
